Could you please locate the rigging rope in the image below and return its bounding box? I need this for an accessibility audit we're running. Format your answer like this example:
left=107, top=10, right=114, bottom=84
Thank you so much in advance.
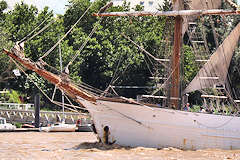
left=26, top=19, right=55, bottom=43
left=101, top=52, right=123, bottom=96
left=16, top=1, right=114, bottom=99
left=109, top=17, right=173, bottom=98
left=63, top=93, right=77, bottom=111
left=9, top=57, right=88, bottom=112
left=39, top=1, right=96, bottom=60
left=110, top=62, right=131, bottom=86
left=64, top=18, right=103, bottom=70
left=39, top=1, right=113, bottom=81
left=143, top=56, right=154, bottom=77
left=26, top=20, right=55, bottom=42
left=19, top=14, right=52, bottom=43
left=109, top=53, right=123, bottom=87
left=121, top=33, right=168, bottom=69
left=51, top=86, right=57, bottom=101
left=101, top=61, right=132, bottom=97
left=224, top=87, right=240, bottom=111
left=151, top=59, right=181, bottom=96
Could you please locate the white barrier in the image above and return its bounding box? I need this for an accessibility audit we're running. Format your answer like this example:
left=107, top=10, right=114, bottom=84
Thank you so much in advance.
left=0, top=102, right=34, bottom=110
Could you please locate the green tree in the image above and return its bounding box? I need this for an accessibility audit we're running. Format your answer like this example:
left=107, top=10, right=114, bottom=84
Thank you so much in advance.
left=0, top=0, right=7, bottom=18
left=2, top=2, right=74, bottom=109
left=0, top=0, right=15, bottom=86
left=63, top=0, right=168, bottom=98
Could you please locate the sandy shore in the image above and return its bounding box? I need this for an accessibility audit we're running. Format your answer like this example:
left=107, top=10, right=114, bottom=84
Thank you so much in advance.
left=0, top=132, right=240, bottom=160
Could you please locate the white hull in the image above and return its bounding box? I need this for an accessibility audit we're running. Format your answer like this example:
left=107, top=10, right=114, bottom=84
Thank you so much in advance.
left=79, top=99, right=240, bottom=150
left=40, top=123, right=76, bottom=132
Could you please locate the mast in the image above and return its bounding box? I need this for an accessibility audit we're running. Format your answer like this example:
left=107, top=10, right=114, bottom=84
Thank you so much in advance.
left=169, top=0, right=183, bottom=109
left=169, top=15, right=182, bottom=109
left=94, top=1, right=239, bottom=109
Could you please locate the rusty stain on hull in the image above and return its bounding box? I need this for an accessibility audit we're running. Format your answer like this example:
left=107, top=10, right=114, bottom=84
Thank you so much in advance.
left=183, top=138, right=187, bottom=146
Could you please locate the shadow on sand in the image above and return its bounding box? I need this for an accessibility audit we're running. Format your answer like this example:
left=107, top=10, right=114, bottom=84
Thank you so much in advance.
left=72, top=142, right=133, bottom=151
left=71, top=141, right=185, bottom=152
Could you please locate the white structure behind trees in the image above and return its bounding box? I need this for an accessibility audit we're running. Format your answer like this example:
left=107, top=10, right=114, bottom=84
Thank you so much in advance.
left=112, top=0, right=164, bottom=11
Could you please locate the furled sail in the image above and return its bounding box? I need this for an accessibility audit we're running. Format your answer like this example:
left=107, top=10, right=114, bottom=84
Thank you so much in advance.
left=183, top=22, right=240, bottom=94
left=188, top=0, right=222, bottom=10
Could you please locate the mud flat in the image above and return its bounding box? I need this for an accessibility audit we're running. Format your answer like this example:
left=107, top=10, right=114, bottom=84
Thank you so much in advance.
left=0, top=132, right=240, bottom=160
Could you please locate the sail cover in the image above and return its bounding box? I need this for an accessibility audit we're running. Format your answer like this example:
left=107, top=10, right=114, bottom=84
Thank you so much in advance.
left=184, top=22, right=240, bottom=94
left=188, top=0, right=222, bottom=10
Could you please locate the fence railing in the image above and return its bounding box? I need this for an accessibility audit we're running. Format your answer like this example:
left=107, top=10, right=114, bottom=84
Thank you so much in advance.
left=0, top=102, right=34, bottom=110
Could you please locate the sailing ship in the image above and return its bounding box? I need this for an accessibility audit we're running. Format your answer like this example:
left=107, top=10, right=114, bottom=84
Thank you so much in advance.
left=2, top=0, right=240, bottom=149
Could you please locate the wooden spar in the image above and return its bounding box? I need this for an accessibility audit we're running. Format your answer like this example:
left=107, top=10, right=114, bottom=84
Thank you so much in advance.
left=111, top=86, right=156, bottom=89
left=2, top=49, right=96, bottom=103
left=142, top=95, right=180, bottom=100
left=93, top=9, right=240, bottom=17
left=156, top=58, right=170, bottom=62
left=170, top=15, right=182, bottom=110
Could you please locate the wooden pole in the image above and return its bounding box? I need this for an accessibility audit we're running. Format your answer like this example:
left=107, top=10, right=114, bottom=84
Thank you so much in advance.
left=170, top=15, right=183, bottom=109
left=34, top=93, right=40, bottom=128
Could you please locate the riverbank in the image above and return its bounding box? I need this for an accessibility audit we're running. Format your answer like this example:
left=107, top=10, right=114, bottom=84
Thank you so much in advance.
left=0, top=132, right=240, bottom=160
